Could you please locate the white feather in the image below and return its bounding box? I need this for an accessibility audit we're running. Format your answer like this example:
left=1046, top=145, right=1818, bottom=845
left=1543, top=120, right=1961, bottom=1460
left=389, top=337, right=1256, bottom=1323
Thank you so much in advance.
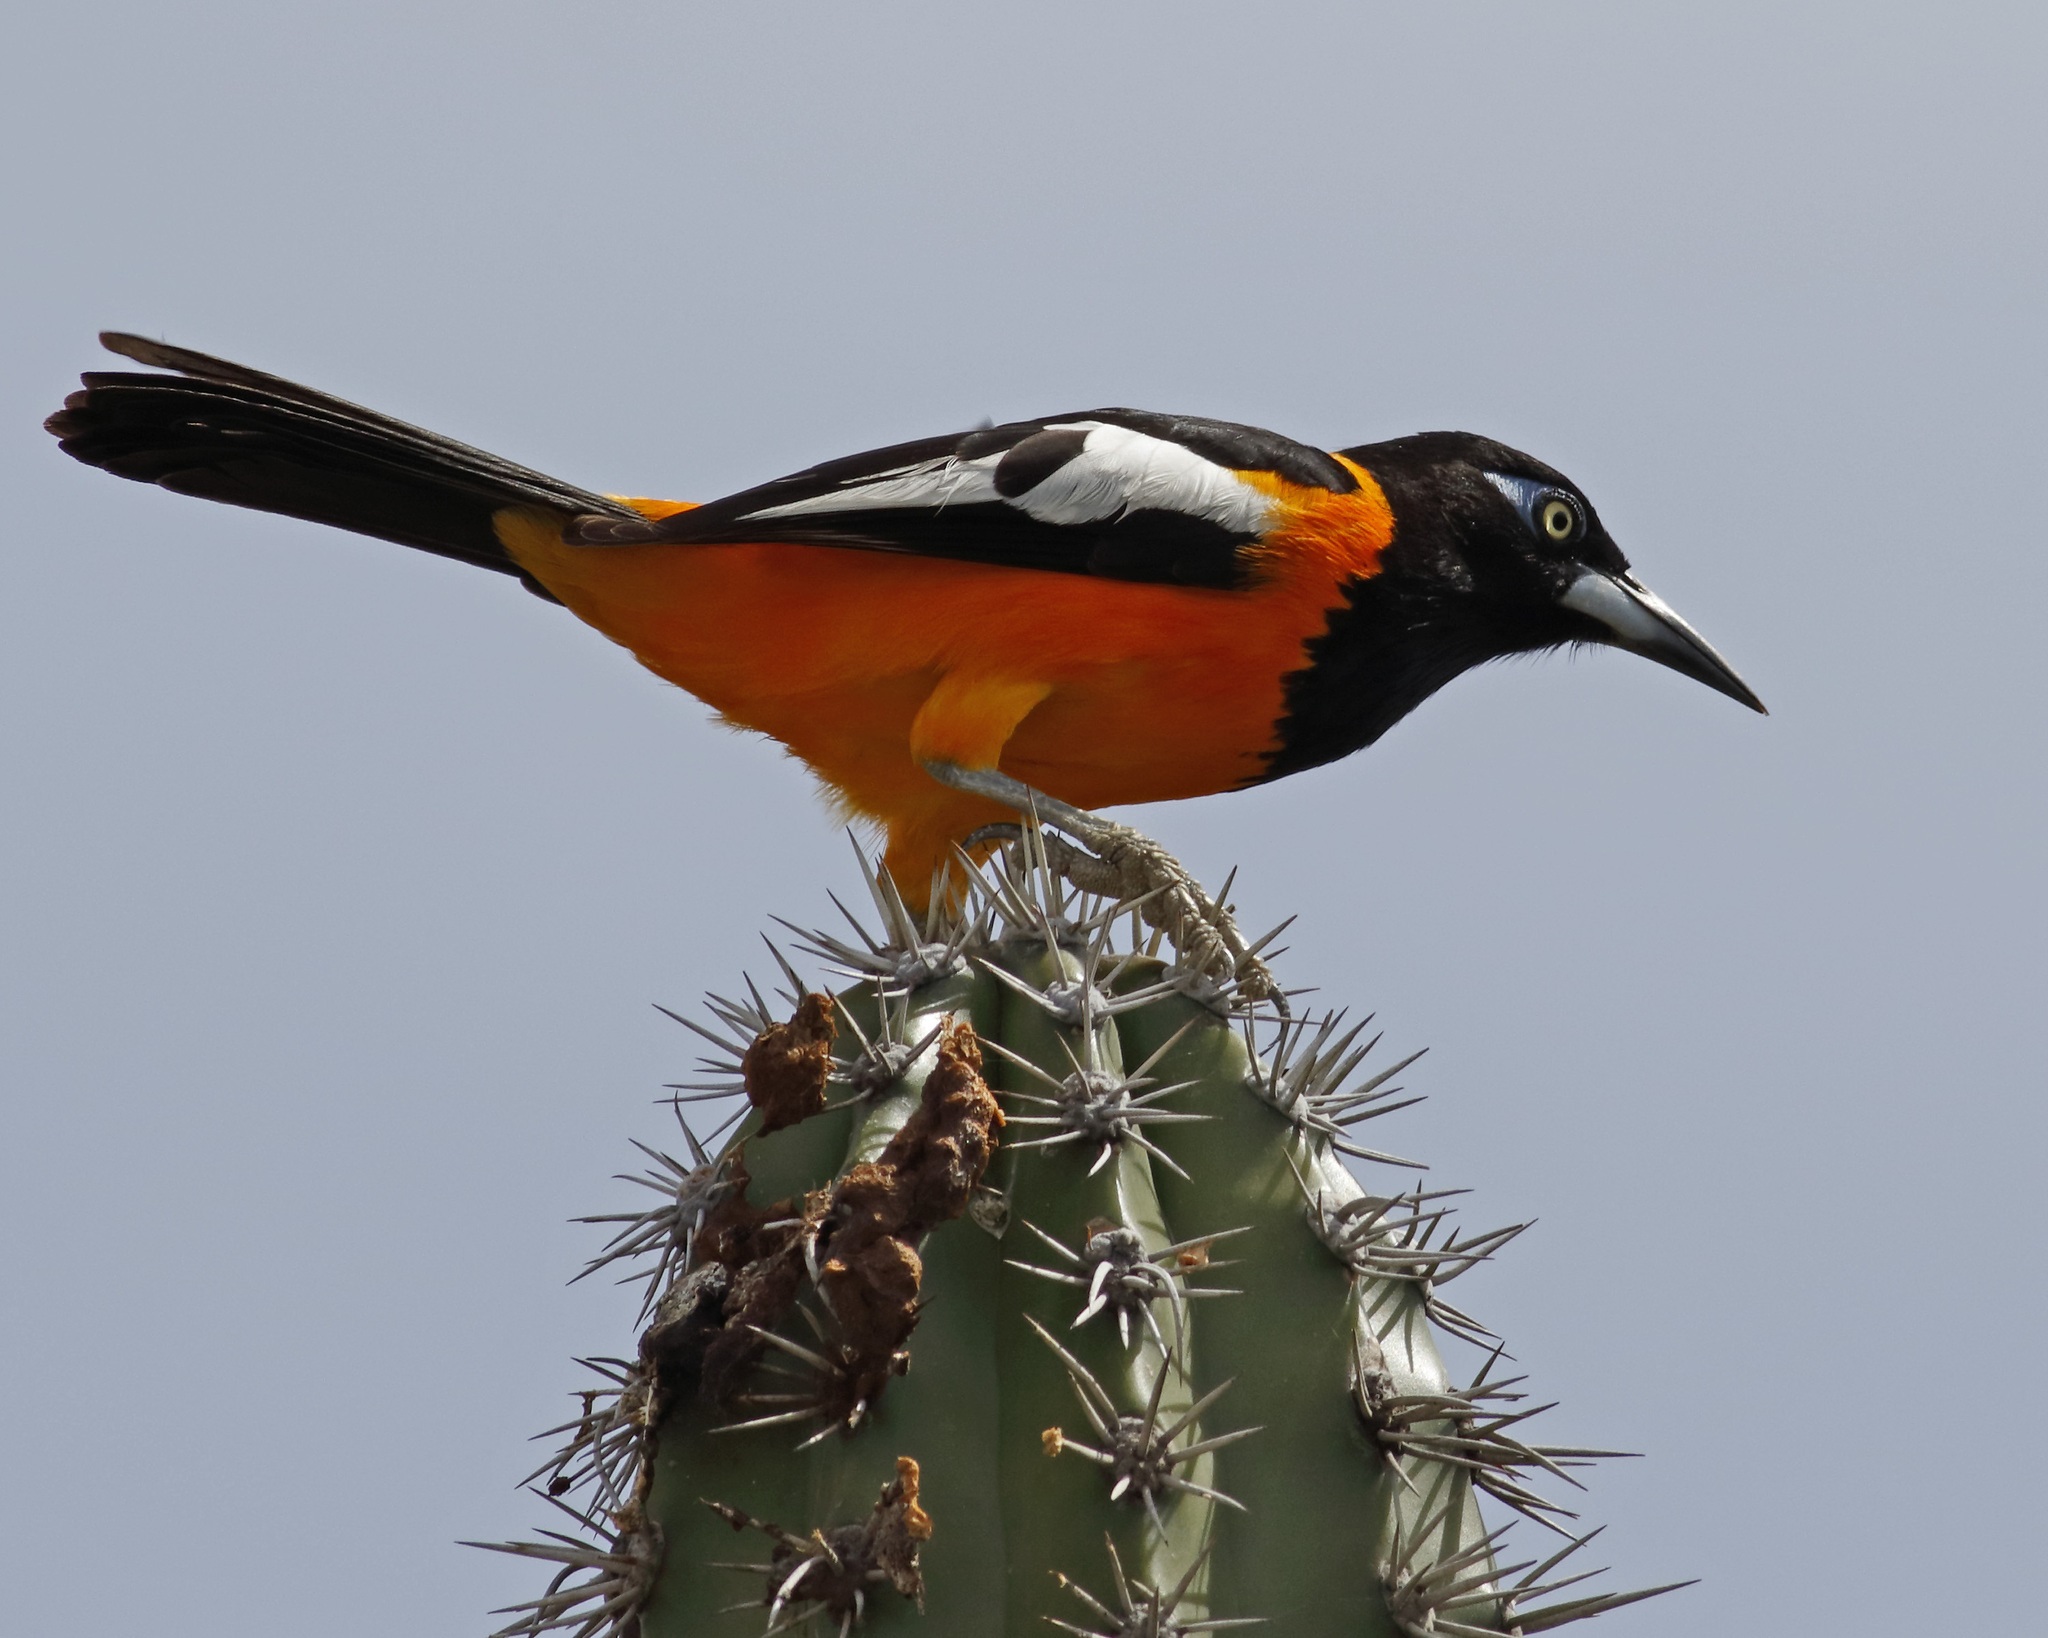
left=1014, top=423, right=1273, bottom=533
left=740, top=454, right=1005, bottom=519
left=737, top=421, right=1275, bottom=535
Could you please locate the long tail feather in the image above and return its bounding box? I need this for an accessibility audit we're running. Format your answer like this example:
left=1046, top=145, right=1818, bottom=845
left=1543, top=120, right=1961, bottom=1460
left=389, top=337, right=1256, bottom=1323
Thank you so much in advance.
left=46, top=332, right=638, bottom=582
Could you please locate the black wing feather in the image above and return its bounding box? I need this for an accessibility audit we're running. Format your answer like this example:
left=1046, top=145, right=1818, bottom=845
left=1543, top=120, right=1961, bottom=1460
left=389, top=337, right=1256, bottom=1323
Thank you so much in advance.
left=569, top=408, right=1354, bottom=589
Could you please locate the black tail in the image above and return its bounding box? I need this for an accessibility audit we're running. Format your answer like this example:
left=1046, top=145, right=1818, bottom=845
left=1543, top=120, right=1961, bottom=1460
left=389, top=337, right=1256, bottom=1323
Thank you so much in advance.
left=45, top=333, right=640, bottom=584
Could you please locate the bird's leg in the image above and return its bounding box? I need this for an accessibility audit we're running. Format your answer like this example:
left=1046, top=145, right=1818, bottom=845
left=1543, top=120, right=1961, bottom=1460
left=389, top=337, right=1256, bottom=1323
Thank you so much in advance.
left=921, top=760, right=1283, bottom=1011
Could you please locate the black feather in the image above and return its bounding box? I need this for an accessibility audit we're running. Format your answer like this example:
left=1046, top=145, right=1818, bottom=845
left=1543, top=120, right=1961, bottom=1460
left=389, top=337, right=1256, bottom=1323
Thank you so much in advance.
left=48, top=334, right=636, bottom=577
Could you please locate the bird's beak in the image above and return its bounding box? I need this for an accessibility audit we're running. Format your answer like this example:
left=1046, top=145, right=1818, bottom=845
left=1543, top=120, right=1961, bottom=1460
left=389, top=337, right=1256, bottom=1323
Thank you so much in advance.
left=1561, top=569, right=1767, bottom=713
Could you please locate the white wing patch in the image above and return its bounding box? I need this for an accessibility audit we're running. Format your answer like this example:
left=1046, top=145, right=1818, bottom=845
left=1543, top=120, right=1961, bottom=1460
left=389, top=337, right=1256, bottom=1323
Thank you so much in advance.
left=738, top=421, right=1277, bottom=535
left=1011, top=423, right=1275, bottom=533
left=741, top=454, right=1005, bottom=518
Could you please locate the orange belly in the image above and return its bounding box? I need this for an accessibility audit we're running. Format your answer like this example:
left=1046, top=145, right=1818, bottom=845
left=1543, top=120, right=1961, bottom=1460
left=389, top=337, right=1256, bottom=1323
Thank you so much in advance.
left=494, top=498, right=1371, bottom=894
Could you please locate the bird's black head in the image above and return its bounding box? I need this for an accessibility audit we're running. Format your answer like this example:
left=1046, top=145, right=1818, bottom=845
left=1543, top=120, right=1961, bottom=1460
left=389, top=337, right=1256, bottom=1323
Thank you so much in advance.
left=1261, top=431, right=1764, bottom=781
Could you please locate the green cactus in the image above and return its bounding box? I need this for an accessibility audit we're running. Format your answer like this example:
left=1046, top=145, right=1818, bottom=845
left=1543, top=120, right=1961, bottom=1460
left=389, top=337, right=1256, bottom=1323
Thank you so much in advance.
left=471, top=831, right=1688, bottom=1637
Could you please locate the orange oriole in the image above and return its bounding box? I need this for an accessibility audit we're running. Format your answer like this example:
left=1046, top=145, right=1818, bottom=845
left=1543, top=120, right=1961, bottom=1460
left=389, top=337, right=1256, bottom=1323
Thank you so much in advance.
left=46, top=334, right=1763, bottom=904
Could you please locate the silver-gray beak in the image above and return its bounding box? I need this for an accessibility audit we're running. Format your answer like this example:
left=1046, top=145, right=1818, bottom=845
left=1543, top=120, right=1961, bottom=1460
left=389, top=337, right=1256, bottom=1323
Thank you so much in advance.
left=1561, top=569, right=1766, bottom=714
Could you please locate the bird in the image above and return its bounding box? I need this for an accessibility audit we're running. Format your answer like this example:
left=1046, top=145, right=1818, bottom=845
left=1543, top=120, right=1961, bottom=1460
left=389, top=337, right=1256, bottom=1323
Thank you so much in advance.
left=46, top=332, right=1762, bottom=995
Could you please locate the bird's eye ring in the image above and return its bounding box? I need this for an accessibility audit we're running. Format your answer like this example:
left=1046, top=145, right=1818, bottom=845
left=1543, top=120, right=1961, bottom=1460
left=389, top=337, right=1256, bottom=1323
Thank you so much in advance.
left=1538, top=495, right=1580, bottom=543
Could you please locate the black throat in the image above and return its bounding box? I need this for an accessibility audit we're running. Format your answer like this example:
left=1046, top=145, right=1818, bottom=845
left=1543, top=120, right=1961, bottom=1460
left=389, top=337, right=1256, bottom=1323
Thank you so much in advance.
left=1256, top=434, right=1580, bottom=783
left=1258, top=577, right=1534, bottom=780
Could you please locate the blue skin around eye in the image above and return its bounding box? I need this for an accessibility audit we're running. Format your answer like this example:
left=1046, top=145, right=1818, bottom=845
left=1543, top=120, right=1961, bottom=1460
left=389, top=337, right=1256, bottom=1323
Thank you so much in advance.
left=1481, top=470, right=1560, bottom=535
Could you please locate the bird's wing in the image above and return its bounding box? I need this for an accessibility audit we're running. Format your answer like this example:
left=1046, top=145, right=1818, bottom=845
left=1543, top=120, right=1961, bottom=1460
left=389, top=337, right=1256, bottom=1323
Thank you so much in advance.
left=569, top=410, right=1360, bottom=589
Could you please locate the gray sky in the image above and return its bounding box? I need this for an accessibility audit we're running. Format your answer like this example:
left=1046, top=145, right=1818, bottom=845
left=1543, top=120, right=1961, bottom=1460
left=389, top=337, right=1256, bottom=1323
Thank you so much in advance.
left=3, top=4, right=2041, bottom=1633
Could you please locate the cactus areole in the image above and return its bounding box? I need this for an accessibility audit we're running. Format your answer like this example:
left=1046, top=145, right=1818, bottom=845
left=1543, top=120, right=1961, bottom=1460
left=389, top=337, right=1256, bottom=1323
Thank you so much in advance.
left=472, top=830, right=1690, bottom=1637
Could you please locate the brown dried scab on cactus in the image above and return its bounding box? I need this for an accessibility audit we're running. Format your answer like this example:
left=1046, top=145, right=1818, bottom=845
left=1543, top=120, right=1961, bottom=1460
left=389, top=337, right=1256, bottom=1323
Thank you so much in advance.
left=814, top=1021, right=1001, bottom=1404
left=741, top=991, right=838, bottom=1134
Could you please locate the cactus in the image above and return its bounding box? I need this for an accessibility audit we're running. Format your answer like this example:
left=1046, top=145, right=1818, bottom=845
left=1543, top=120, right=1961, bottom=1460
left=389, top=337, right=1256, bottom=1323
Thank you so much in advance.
left=470, top=829, right=1690, bottom=1637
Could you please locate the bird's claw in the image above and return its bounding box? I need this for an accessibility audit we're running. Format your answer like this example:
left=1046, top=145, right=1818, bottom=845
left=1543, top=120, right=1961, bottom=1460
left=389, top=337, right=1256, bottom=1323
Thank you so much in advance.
left=930, top=759, right=1284, bottom=1012
left=1048, top=824, right=1283, bottom=1012
left=969, top=817, right=1282, bottom=1013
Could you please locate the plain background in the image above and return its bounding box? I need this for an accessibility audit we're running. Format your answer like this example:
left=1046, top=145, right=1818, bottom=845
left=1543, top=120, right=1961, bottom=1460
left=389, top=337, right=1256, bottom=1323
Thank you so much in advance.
left=3, top=4, right=2041, bottom=1633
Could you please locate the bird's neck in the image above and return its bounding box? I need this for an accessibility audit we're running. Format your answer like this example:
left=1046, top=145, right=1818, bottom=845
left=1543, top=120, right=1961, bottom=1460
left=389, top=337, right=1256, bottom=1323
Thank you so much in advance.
left=1259, top=572, right=1561, bottom=781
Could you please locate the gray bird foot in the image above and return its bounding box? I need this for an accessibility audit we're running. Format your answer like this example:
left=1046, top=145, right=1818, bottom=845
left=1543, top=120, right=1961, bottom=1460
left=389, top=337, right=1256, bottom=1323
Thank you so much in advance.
left=922, top=759, right=1284, bottom=1013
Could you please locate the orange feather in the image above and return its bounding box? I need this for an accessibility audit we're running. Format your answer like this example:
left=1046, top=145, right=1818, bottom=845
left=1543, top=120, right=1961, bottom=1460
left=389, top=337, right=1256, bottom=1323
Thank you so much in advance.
left=494, top=462, right=1393, bottom=896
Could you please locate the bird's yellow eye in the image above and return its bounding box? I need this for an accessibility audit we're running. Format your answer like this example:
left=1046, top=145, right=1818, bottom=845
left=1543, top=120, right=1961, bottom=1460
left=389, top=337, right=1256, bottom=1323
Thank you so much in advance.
left=1539, top=496, right=1579, bottom=542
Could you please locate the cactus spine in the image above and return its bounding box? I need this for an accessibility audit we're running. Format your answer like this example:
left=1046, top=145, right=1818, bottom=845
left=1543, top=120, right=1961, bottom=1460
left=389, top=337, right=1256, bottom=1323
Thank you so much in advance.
left=473, top=831, right=1688, bottom=1637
